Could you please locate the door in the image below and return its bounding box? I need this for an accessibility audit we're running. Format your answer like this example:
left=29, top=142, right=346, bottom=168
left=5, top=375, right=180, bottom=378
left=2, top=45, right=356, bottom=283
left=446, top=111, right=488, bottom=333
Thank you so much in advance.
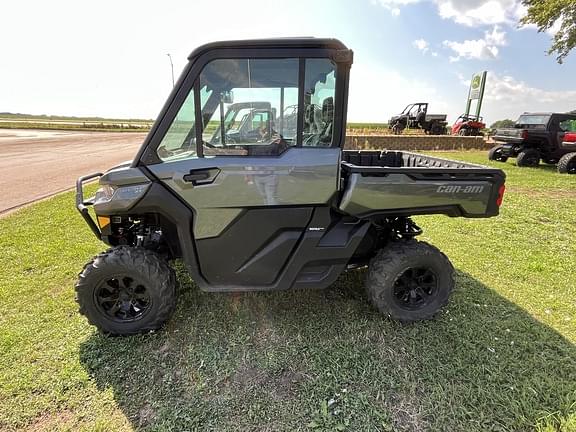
left=146, top=54, right=343, bottom=286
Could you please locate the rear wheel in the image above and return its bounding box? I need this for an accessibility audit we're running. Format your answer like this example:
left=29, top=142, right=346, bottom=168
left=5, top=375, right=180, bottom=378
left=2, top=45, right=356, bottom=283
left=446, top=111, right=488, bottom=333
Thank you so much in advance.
left=488, top=145, right=508, bottom=162
left=430, top=123, right=446, bottom=135
left=458, top=128, right=469, bottom=136
left=557, top=152, right=576, bottom=174
left=365, top=240, right=454, bottom=322
left=76, top=246, right=177, bottom=335
left=516, top=149, right=540, bottom=167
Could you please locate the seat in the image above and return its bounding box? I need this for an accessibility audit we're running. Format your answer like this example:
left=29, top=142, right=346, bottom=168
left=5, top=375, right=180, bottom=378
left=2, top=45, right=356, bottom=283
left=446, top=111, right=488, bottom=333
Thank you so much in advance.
left=317, top=97, right=334, bottom=145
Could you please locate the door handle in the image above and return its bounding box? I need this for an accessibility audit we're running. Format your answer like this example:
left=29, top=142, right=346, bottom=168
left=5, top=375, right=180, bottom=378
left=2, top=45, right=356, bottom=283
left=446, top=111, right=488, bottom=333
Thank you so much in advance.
left=183, top=171, right=211, bottom=183
left=174, top=168, right=220, bottom=188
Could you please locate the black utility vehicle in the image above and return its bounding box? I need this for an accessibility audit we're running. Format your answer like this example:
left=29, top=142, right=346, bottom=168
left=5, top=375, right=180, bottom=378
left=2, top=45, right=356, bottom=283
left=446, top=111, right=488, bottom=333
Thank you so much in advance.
left=388, top=102, right=448, bottom=135
left=76, top=38, right=506, bottom=335
left=489, top=112, right=576, bottom=173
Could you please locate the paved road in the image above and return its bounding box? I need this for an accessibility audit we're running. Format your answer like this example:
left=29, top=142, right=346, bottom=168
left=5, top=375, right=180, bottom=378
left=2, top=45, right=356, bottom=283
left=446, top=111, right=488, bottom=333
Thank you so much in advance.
left=0, top=129, right=146, bottom=214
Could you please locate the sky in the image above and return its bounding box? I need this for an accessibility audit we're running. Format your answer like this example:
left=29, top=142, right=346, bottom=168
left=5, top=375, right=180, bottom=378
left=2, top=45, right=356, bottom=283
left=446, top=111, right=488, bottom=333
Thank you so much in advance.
left=1, top=0, right=574, bottom=126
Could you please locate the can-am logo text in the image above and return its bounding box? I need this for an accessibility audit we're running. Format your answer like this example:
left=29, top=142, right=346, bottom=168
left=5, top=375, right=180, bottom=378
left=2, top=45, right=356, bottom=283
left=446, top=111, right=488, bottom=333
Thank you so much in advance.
left=436, top=185, right=485, bottom=193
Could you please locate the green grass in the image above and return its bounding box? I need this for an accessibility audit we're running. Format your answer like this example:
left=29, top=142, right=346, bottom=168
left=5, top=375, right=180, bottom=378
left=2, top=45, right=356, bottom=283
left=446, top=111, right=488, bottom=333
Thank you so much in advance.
left=0, top=113, right=153, bottom=132
left=347, top=122, right=389, bottom=129
left=0, top=151, right=575, bottom=431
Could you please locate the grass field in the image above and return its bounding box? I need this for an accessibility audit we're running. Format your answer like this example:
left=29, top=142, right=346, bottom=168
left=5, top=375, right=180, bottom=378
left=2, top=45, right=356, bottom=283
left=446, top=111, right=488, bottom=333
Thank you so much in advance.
left=0, top=113, right=153, bottom=132
left=0, top=113, right=393, bottom=134
left=0, top=151, right=575, bottom=431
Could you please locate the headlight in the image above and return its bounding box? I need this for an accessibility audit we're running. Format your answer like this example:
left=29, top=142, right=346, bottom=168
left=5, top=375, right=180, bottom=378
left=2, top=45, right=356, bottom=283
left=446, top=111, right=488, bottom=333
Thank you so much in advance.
left=93, top=183, right=150, bottom=212
left=95, top=184, right=116, bottom=201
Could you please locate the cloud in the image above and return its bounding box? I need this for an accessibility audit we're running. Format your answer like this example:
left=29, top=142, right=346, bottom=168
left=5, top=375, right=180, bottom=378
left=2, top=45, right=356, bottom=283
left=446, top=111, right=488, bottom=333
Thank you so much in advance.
left=412, top=38, right=429, bottom=53
left=374, top=0, right=525, bottom=27
left=348, top=61, right=451, bottom=122
left=485, top=73, right=576, bottom=104
left=458, top=72, right=576, bottom=121
left=435, top=0, right=524, bottom=27
left=372, top=0, right=421, bottom=16
left=443, top=25, right=506, bottom=61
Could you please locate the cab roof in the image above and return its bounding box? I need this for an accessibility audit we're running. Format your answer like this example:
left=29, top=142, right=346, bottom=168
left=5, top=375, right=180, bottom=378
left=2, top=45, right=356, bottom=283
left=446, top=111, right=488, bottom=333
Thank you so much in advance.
left=187, top=38, right=348, bottom=60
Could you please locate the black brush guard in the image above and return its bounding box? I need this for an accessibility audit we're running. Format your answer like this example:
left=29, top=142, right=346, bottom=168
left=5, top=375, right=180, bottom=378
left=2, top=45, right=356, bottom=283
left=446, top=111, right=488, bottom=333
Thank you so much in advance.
left=75, top=173, right=103, bottom=239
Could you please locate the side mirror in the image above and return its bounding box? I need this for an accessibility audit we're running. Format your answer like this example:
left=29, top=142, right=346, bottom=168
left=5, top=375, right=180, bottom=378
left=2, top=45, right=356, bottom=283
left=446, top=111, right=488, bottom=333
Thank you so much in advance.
left=221, top=91, right=234, bottom=104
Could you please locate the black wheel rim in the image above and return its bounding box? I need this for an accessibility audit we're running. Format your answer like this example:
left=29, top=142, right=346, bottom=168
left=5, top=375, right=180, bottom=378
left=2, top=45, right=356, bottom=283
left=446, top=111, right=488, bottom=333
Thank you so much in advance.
left=393, top=267, right=438, bottom=310
left=95, top=276, right=151, bottom=322
left=568, top=160, right=576, bottom=173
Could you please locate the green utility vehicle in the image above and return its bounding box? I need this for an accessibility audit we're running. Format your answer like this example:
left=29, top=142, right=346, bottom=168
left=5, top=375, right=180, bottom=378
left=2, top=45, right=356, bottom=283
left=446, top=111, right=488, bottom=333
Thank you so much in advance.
left=76, top=38, right=506, bottom=335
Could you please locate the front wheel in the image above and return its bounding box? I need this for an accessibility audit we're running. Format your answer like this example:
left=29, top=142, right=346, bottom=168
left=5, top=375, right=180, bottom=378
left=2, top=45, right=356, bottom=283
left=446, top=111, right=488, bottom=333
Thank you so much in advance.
left=75, top=246, right=178, bottom=335
left=365, top=240, right=454, bottom=322
left=391, top=122, right=404, bottom=135
left=557, top=152, right=576, bottom=174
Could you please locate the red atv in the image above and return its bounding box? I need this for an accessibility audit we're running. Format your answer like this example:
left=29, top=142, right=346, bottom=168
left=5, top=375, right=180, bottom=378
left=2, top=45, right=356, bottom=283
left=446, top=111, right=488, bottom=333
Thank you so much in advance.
left=451, top=114, right=486, bottom=136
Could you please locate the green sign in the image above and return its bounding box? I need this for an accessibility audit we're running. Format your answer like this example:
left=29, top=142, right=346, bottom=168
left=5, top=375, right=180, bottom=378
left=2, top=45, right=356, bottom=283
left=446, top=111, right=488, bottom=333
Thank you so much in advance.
left=469, top=73, right=484, bottom=100
left=465, top=71, right=487, bottom=117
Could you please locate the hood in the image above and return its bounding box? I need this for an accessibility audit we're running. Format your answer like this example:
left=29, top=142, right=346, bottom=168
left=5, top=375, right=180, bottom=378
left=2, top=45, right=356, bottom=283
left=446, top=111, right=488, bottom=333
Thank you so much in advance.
left=100, top=163, right=151, bottom=187
left=106, top=160, right=133, bottom=172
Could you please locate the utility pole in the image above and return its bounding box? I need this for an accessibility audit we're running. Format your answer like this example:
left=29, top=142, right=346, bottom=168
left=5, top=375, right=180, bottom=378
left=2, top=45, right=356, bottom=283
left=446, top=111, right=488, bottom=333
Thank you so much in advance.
left=166, top=53, right=175, bottom=88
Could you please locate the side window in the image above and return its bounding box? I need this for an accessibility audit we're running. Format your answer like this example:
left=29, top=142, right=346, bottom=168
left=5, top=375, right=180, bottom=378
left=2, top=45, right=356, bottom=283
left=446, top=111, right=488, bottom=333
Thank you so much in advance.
left=303, top=59, right=336, bottom=147
left=156, top=86, right=212, bottom=161
left=199, top=58, right=299, bottom=156
left=559, top=118, right=576, bottom=132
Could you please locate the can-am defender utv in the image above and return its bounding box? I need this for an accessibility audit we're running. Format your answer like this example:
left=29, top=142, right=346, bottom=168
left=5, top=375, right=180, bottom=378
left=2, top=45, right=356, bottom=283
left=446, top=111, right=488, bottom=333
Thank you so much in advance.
left=75, top=38, right=506, bottom=335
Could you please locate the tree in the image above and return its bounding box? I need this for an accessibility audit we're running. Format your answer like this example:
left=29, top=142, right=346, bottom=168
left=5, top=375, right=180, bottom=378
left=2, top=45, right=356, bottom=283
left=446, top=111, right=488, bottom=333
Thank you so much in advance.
left=521, top=0, right=576, bottom=63
left=490, top=119, right=516, bottom=129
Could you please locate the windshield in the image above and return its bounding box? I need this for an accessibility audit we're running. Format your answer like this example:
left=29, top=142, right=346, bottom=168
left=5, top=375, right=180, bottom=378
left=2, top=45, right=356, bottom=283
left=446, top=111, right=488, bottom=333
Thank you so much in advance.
left=516, top=114, right=550, bottom=126
left=156, top=86, right=212, bottom=161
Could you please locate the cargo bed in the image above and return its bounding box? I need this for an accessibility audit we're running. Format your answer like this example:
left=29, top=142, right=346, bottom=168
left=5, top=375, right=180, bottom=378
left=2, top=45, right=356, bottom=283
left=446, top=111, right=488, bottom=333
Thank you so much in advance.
left=339, top=150, right=505, bottom=218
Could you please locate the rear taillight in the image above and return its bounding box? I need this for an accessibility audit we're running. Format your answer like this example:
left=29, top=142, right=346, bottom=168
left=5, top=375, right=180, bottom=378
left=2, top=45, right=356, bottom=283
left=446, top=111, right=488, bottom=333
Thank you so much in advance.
left=521, top=130, right=528, bottom=140
left=565, top=132, right=576, bottom=143
left=496, top=184, right=506, bottom=207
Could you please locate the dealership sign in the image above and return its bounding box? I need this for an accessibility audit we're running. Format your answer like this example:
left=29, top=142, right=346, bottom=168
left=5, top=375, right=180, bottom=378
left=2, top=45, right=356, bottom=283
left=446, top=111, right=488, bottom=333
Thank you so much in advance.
left=469, top=73, right=484, bottom=99
left=465, top=71, right=487, bottom=117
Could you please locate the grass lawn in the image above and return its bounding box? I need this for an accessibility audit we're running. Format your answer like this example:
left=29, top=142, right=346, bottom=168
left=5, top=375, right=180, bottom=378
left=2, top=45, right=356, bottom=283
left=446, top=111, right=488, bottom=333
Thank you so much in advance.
left=0, top=151, right=575, bottom=431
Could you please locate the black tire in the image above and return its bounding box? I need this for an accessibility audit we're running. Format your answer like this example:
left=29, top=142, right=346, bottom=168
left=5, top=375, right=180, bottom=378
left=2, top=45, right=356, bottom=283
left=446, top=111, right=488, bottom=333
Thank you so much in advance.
left=365, top=240, right=454, bottom=322
left=516, top=149, right=540, bottom=167
left=488, top=145, right=508, bottom=162
left=430, top=123, right=445, bottom=135
left=75, top=246, right=177, bottom=335
left=557, top=152, right=576, bottom=174
left=391, top=122, right=404, bottom=135
left=458, top=128, right=469, bottom=136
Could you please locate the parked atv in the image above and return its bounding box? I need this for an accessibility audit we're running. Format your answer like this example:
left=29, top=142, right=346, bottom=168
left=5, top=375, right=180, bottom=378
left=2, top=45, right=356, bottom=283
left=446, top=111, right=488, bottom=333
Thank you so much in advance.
left=388, top=103, right=448, bottom=135
left=75, top=38, right=506, bottom=335
left=489, top=112, right=576, bottom=173
left=451, top=114, right=485, bottom=136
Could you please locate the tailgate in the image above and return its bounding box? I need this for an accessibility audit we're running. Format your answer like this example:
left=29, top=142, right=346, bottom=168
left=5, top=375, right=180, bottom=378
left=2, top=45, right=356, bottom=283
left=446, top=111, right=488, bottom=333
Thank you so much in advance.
left=493, top=128, right=523, bottom=143
left=339, top=152, right=505, bottom=218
